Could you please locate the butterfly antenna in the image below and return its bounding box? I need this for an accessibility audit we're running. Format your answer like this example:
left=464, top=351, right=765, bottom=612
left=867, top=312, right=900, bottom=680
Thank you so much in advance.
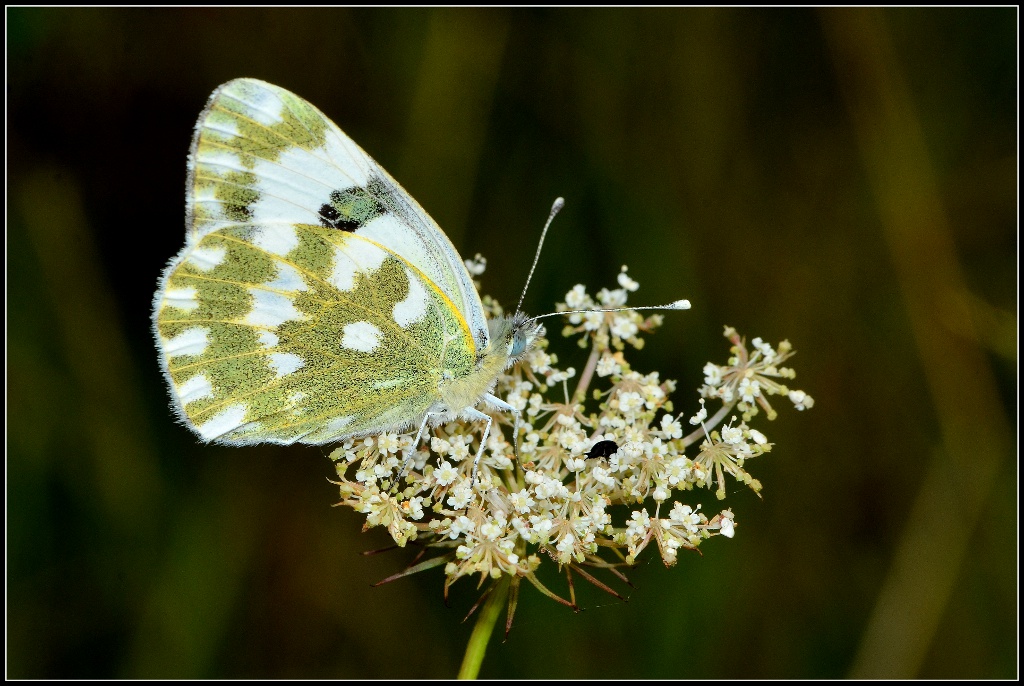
left=529, top=300, right=692, bottom=324
left=516, top=197, right=565, bottom=315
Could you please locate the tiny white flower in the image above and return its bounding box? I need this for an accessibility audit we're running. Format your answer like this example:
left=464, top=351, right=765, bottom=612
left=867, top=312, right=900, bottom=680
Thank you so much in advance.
left=617, top=265, right=640, bottom=292
left=738, top=378, right=761, bottom=403
left=618, top=391, right=644, bottom=414
left=566, top=456, right=587, bottom=472
left=446, top=481, right=474, bottom=509
left=583, top=311, right=604, bottom=331
left=378, top=432, right=400, bottom=454
left=529, top=514, right=554, bottom=539
left=752, top=337, right=776, bottom=363
left=597, top=287, right=627, bottom=307
left=464, top=253, right=488, bottom=276
left=719, top=516, right=735, bottom=538
left=703, top=363, right=722, bottom=386
left=647, top=437, right=669, bottom=458
left=625, top=509, right=651, bottom=539
left=789, top=389, right=814, bottom=410
left=402, top=497, right=425, bottom=520
left=592, top=466, right=616, bottom=487
left=430, top=436, right=452, bottom=456
left=449, top=436, right=471, bottom=461
left=434, top=460, right=459, bottom=486
left=596, top=353, right=622, bottom=377
left=660, top=414, right=683, bottom=439
left=721, top=425, right=744, bottom=445
left=565, top=284, right=590, bottom=309
left=480, top=520, right=503, bottom=540
left=509, top=489, right=535, bottom=514
left=610, top=315, right=639, bottom=340
left=449, top=515, right=476, bottom=539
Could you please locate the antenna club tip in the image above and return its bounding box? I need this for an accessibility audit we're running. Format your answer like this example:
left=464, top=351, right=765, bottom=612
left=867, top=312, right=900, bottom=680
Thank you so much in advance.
left=552, top=197, right=565, bottom=211
left=672, top=299, right=692, bottom=310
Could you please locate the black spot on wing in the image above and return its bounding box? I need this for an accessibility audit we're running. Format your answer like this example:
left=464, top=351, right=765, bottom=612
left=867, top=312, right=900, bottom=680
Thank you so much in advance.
left=224, top=202, right=254, bottom=222
left=318, top=202, right=358, bottom=231
left=318, top=186, right=387, bottom=231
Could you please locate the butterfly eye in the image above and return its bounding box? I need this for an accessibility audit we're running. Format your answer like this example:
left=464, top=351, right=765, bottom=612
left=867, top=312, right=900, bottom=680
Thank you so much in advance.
left=510, top=332, right=529, bottom=357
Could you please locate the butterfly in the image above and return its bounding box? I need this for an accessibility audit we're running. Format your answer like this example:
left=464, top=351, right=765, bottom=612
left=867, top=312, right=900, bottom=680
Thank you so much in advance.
left=152, top=78, right=540, bottom=468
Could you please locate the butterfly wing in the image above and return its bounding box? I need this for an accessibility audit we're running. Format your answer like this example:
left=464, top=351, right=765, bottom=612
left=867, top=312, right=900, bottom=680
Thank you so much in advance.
left=185, top=78, right=490, bottom=350
left=154, top=221, right=479, bottom=445
left=153, top=79, right=483, bottom=444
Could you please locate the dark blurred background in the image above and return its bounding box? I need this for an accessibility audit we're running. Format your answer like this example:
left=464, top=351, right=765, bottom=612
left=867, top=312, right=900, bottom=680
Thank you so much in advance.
left=7, top=7, right=1016, bottom=679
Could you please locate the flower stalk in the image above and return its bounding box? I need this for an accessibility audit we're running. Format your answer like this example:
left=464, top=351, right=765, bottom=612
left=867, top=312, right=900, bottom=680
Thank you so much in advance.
left=457, top=579, right=509, bottom=680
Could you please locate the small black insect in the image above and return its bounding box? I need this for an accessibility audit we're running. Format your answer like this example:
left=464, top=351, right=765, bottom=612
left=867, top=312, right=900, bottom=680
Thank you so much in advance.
left=585, top=440, right=619, bottom=459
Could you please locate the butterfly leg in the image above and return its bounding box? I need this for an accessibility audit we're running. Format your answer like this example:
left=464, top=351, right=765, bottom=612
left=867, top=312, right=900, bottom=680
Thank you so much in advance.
left=461, top=407, right=493, bottom=486
left=412, top=411, right=439, bottom=450
left=401, top=411, right=445, bottom=480
left=482, top=392, right=521, bottom=459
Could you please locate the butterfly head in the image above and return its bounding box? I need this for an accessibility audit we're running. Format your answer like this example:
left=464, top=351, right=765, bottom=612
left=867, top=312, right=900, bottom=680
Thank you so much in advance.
left=487, top=311, right=542, bottom=369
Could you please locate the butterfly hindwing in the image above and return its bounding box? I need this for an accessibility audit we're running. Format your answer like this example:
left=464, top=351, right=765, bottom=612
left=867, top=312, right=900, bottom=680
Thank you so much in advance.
left=155, top=221, right=480, bottom=445
left=187, top=78, right=490, bottom=350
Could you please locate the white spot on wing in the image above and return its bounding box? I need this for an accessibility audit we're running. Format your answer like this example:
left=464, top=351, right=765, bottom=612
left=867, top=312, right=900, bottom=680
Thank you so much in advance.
left=251, top=224, right=299, bottom=256
left=164, top=287, right=199, bottom=312
left=243, top=288, right=303, bottom=328
left=393, top=268, right=428, bottom=327
left=186, top=245, right=227, bottom=272
left=263, top=261, right=307, bottom=292
left=258, top=331, right=279, bottom=348
left=177, top=374, right=214, bottom=406
left=164, top=327, right=210, bottom=358
left=328, top=239, right=388, bottom=292
left=359, top=213, right=415, bottom=254
left=196, top=403, right=248, bottom=440
left=268, top=352, right=304, bottom=378
left=341, top=321, right=382, bottom=353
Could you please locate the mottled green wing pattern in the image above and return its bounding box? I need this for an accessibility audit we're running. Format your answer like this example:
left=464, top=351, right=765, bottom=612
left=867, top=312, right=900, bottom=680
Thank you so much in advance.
left=154, top=223, right=478, bottom=445
left=185, top=78, right=490, bottom=350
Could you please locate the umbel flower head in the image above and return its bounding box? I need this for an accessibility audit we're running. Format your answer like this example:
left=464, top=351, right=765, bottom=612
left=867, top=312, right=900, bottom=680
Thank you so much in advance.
left=329, top=259, right=812, bottom=611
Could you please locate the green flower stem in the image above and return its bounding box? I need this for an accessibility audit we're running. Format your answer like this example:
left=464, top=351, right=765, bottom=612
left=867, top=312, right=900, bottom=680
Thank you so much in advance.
left=457, top=579, right=509, bottom=679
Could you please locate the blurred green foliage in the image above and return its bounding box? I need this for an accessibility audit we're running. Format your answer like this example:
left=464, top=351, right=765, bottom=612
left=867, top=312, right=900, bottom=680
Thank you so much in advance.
left=7, top=7, right=1016, bottom=679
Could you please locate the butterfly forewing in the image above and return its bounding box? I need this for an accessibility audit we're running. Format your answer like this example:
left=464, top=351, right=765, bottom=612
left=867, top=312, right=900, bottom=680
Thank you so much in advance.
left=155, top=222, right=478, bottom=445
left=186, top=78, right=489, bottom=349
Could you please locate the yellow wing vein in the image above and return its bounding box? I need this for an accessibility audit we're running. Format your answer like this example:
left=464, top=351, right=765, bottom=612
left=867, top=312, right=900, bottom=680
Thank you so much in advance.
left=334, top=231, right=475, bottom=351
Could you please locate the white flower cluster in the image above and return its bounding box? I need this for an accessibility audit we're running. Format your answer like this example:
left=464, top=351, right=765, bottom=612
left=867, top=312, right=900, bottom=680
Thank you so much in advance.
left=700, top=327, right=814, bottom=421
left=329, top=265, right=811, bottom=606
